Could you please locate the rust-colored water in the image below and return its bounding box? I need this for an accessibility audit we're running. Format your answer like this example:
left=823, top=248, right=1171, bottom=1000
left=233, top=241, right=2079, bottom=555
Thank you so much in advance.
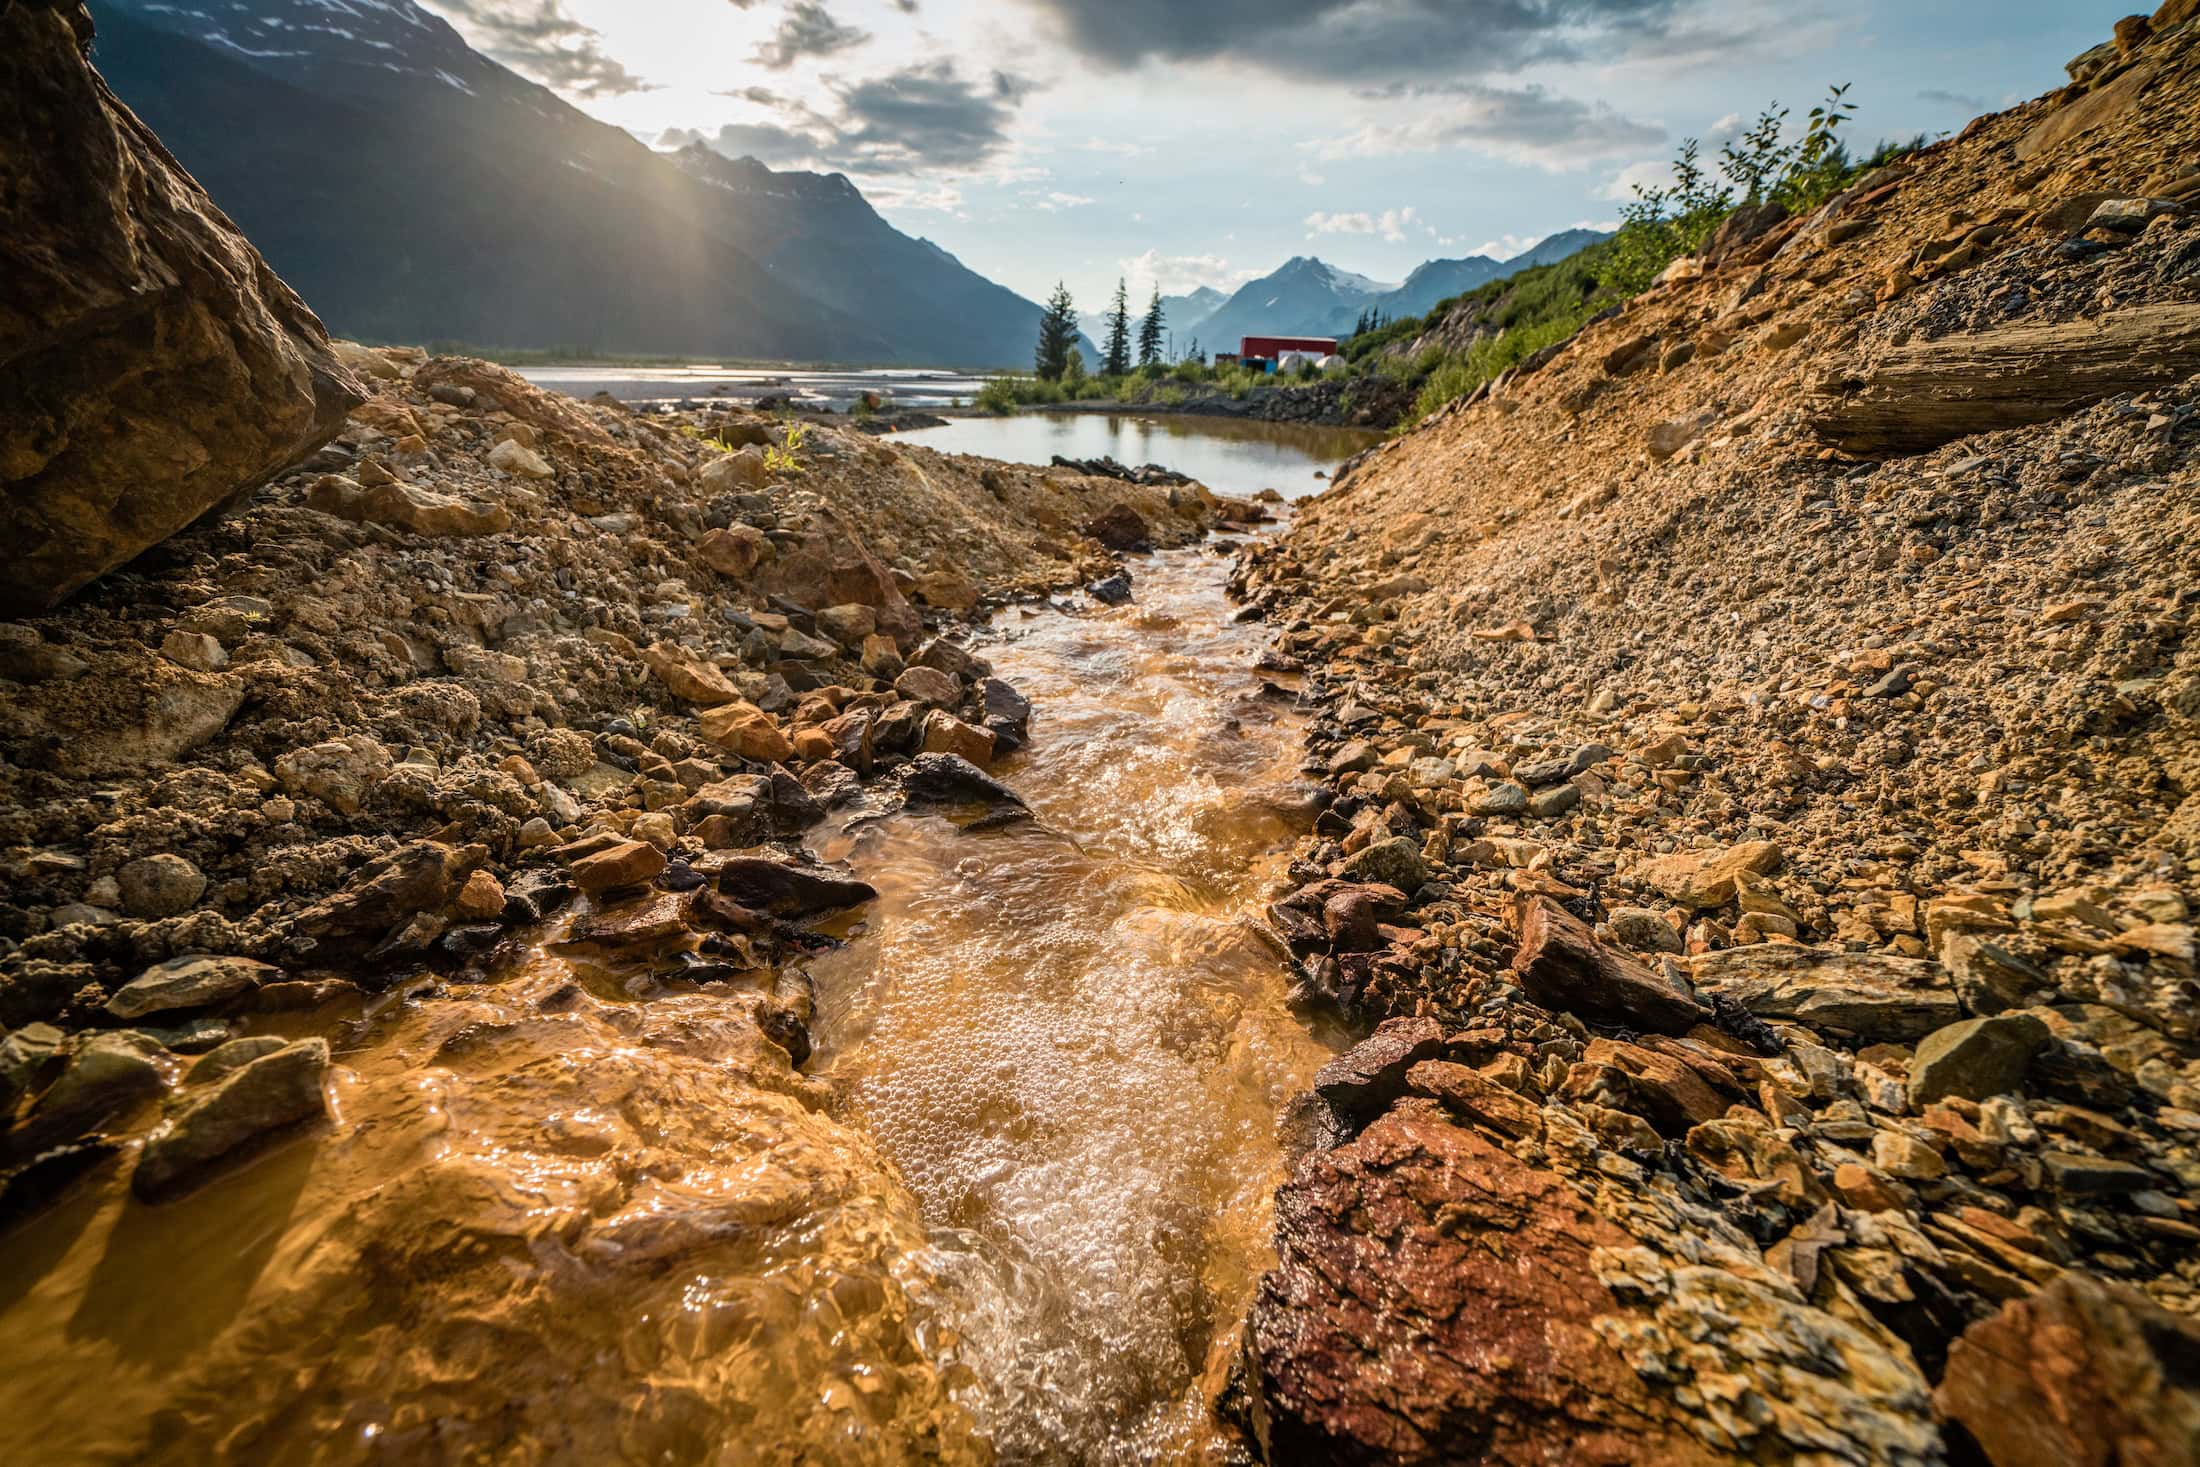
left=0, top=537, right=1335, bottom=1465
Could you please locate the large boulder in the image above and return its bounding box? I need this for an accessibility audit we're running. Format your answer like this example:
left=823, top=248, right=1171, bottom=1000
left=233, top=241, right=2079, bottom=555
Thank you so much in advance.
left=0, top=2, right=362, bottom=613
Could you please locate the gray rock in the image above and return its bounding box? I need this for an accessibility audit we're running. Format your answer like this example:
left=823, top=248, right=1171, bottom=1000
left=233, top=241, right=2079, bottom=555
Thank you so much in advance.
left=1340, top=837, right=1430, bottom=894
left=105, top=954, right=277, bottom=1020
left=1909, top=1013, right=2050, bottom=1105
left=132, top=1039, right=331, bottom=1200
left=1528, top=783, right=1581, bottom=818
left=1607, top=907, right=1684, bottom=955
left=186, top=1036, right=290, bottom=1085
left=2041, top=1152, right=2153, bottom=1196
left=22, top=1031, right=168, bottom=1147
left=0, top=1021, right=68, bottom=1111
left=115, top=853, right=206, bottom=918
left=1472, top=782, right=1529, bottom=816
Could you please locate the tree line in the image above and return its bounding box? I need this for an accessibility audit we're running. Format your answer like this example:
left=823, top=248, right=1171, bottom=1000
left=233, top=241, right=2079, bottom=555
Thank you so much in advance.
left=1034, top=278, right=1171, bottom=381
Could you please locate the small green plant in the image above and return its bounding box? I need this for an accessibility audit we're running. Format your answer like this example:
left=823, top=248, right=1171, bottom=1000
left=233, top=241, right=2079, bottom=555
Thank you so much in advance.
left=763, top=421, right=808, bottom=476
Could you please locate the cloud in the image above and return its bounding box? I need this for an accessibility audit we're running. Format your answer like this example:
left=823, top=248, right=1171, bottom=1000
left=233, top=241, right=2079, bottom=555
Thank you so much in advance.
left=1599, top=157, right=1675, bottom=200
left=1118, top=248, right=1258, bottom=295
left=829, top=63, right=1038, bottom=172
left=425, top=0, right=655, bottom=97
left=1307, top=82, right=1664, bottom=168
left=1012, top=0, right=1694, bottom=83
left=1033, top=191, right=1097, bottom=210
left=669, top=60, right=1038, bottom=177
left=1918, top=87, right=1987, bottom=113
left=1471, top=232, right=1541, bottom=259
left=1305, top=206, right=1427, bottom=243
left=753, top=2, right=871, bottom=68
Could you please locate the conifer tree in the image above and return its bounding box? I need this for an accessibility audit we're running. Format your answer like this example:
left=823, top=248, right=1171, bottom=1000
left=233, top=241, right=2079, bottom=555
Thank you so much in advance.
left=1137, top=286, right=1166, bottom=368
left=1103, top=278, right=1133, bottom=378
left=1035, top=282, right=1078, bottom=380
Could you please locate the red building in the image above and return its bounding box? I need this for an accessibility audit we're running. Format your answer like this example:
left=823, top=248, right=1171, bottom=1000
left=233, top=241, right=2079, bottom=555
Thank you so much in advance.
left=1239, top=335, right=1338, bottom=360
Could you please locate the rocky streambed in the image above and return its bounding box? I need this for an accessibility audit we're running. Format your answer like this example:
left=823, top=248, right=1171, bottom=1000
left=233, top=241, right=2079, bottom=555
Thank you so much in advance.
left=0, top=532, right=1344, bottom=1465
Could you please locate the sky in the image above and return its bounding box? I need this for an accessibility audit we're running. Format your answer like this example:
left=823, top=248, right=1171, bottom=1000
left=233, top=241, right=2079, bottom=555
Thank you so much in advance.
left=418, top=0, right=2135, bottom=308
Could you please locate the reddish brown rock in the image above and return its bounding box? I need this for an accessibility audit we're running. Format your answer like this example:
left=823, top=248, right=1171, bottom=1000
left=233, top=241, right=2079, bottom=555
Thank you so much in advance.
left=698, top=700, right=794, bottom=762
left=568, top=839, right=665, bottom=895
left=1511, top=895, right=1710, bottom=1035
left=1244, top=1108, right=1721, bottom=1466
left=1936, top=1273, right=2200, bottom=1467
left=1, top=3, right=363, bottom=612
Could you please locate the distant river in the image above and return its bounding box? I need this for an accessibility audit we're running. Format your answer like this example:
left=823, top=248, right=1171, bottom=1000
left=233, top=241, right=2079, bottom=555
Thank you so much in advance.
left=892, top=411, right=1381, bottom=501
left=515, top=364, right=988, bottom=411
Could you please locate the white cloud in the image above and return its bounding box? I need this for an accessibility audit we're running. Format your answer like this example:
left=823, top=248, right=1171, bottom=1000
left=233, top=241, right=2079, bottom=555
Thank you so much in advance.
left=1600, top=158, right=1674, bottom=201
left=1033, top=190, right=1097, bottom=210
left=1117, top=248, right=1258, bottom=294
left=1297, top=162, right=1327, bottom=187
left=1471, top=232, right=1541, bottom=259
left=1305, top=206, right=1425, bottom=243
left=1306, top=82, right=1663, bottom=170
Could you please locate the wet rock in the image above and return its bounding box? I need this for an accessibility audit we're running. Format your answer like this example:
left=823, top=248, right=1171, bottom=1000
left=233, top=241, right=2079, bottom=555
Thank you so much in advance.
left=712, top=857, right=877, bottom=918
left=105, top=954, right=276, bottom=1020
left=1910, top=1013, right=2051, bottom=1104
left=0, top=1022, right=67, bottom=1112
left=502, top=870, right=577, bottom=924
left=900, top=753, right=1025, bottom=808
left=0, top=1, right=362, bottom=612
left=1087, top=572, right=1133, bottom=605
left=1512, top=896, right=1710, bottom=1035
left=920, top=710, right=996, bottom=765
left=1690, top=946, right=1959, bottom=1041
left=1311, top=1017, right=1445, bottom=1117
left=685, top=771, right=823, bottom=845
left=20, top=1030, right=169, bottom=1144
left=132, top=1039, right=330, bottom=1200
left=977, top=677, right=1033, bottom=751
left=894, top=666, right=961, bottom=708
left=568, top=839, right=666, bottom=896
left=1339, top=836, right=1429, bottom=894
left=1245, top=1109, right=1728, bottom=1465
left=1084, top=503, right=1152, bottom=552
left=1936, top=1273, right=2200, bottom=1467
left=186, top=1036, right=289, bottom=1085
left=912, top=637, right=989, bottom=682
left=115, top=853, right=206, bottom=918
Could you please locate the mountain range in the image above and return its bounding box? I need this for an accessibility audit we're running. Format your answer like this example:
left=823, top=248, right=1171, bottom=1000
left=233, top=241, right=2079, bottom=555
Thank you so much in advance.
left=83, top=0, right=1057, bottom=367
left=1173, top=230, right=1611, bottom=354
left=81, top=0, right=1608, bottom=369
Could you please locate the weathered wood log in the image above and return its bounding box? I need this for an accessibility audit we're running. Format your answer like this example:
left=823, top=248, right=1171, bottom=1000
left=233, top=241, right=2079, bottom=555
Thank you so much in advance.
left=1510, top=896, right=1710, bottom=1035
left=1807, top=302, right=2200, bottom=455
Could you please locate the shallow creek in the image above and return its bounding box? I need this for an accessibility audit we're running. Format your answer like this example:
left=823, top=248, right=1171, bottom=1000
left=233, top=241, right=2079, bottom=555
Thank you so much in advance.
left=0, top=536, right=1338, bottom=1465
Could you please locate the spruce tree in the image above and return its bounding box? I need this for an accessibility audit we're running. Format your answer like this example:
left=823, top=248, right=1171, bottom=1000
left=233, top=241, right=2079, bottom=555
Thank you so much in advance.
left=1035, top=282, right=1078, bottom=380
left=1137, top=286, right=1166, bottom=368
left=1102, top=279, right=1133, bottom=378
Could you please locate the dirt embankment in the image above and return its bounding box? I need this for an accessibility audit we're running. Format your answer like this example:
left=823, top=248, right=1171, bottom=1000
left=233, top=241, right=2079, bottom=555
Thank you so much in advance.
left=1229, top=7, right=2200, bottom=1464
